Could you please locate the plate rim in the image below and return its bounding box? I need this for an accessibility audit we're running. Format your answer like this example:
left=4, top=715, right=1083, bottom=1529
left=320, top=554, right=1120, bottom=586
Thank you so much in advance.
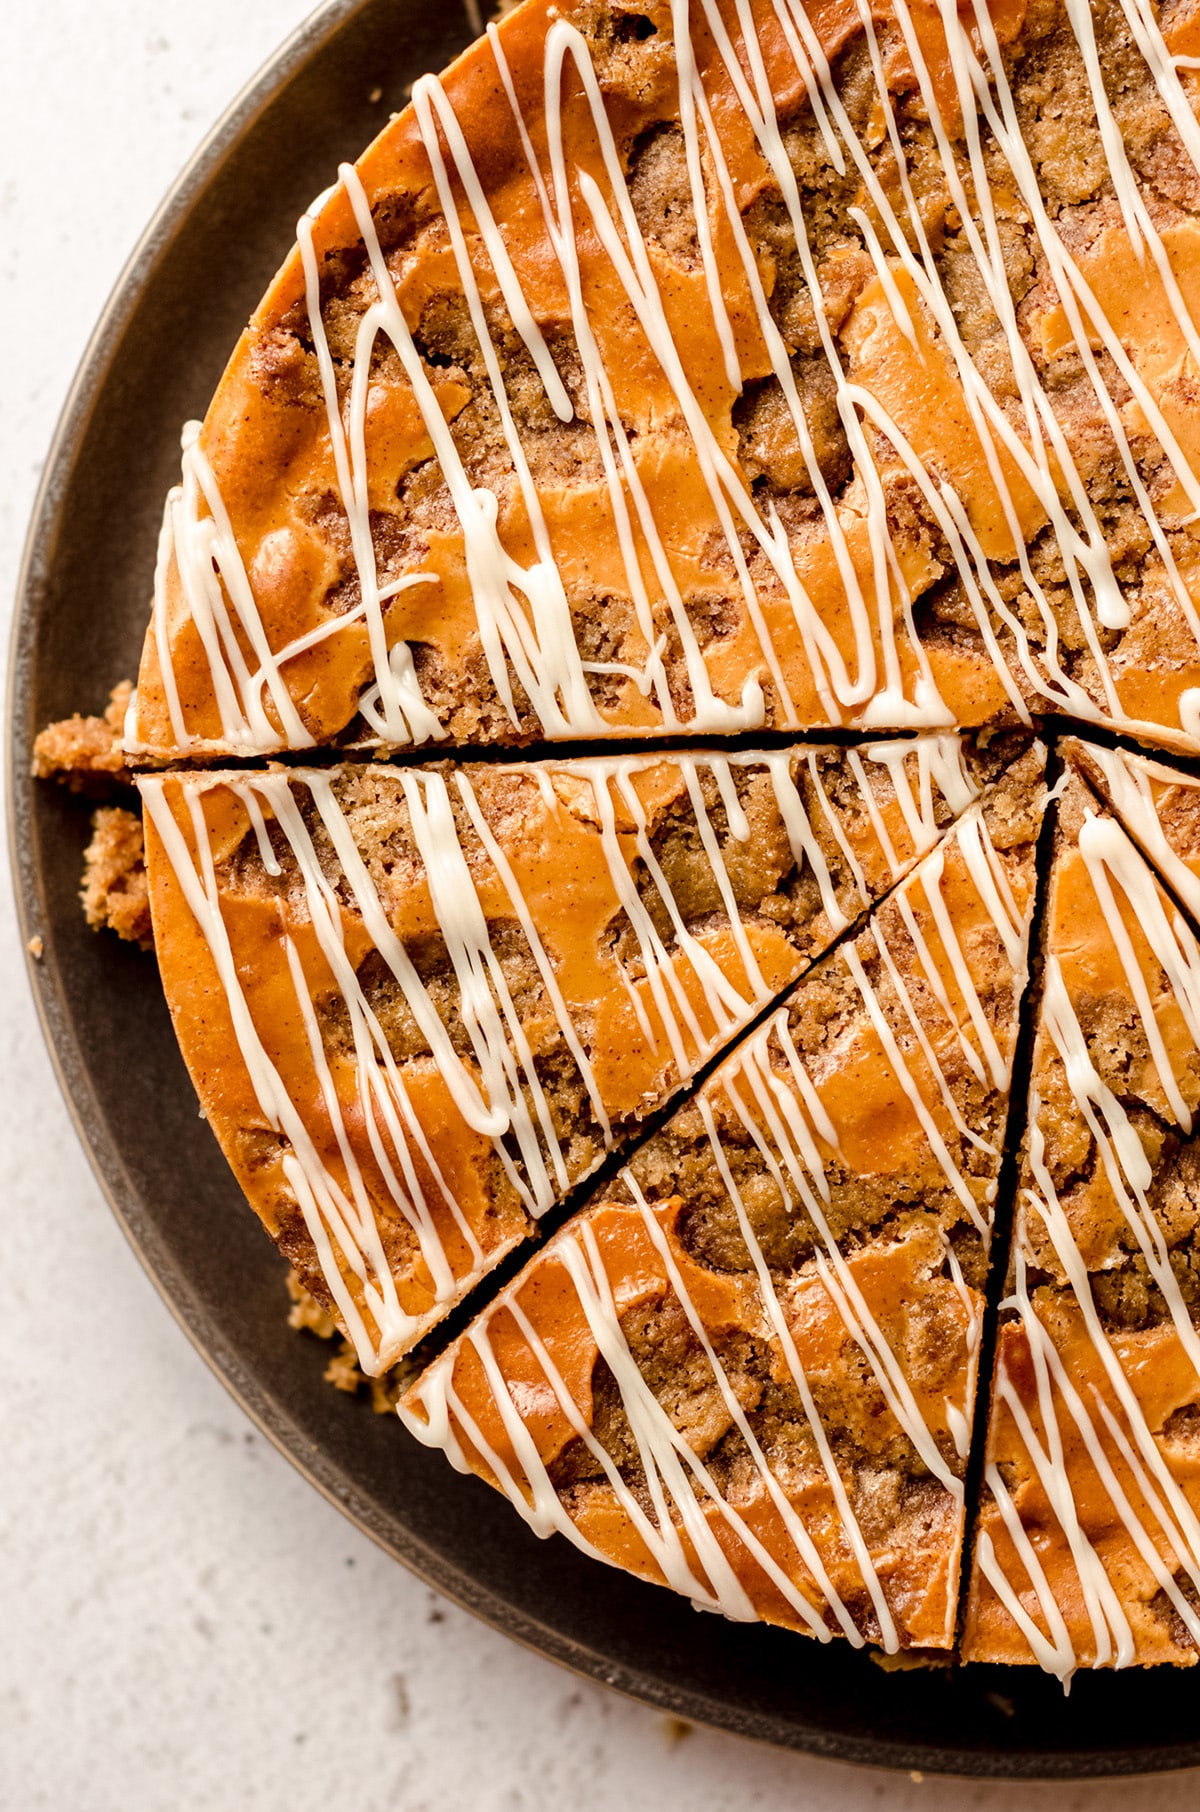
left=10, top=0, right=1200, bottom=1780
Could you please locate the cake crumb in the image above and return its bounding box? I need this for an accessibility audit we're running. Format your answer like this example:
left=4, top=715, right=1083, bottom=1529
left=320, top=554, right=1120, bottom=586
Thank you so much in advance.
left=869, top=1650, right=947, bottom=1673
left=32, top=680, right=134, bottom=790
left=286, top=1267, right=340, bottom=1338
left=81, top=807, right=153, bottom=949
left=26, top=935, right=43, bottom=961
left=286, top=1270, right=408, bottom=1413
left=324, top=1343, right=364, bottom=1396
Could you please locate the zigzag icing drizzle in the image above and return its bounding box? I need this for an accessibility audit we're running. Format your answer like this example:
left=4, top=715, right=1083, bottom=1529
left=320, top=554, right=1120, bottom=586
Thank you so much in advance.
left=975, top=798, right=1200, bottom=1679
left=402, top=796, right=1031, bottom=1645
left=137, top=0, right=1200, bottom=754
left=1077, top=742, right=1200, bottom=927
left=141, top=735, right=972, bottom=1367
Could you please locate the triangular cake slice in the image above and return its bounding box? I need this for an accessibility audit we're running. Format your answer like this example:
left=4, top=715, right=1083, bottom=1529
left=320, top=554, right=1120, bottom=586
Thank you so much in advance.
left=140, top=734, right=1006, bottom=1368
left=130, top=0, right=1200, bottom=763
left=399, top=752, right=1046, bottom=1650
left=964, top=750, right=1200, bottom=1676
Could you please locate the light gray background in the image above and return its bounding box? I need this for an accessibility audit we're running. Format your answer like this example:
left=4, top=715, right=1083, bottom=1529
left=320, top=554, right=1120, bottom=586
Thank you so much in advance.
left=3, top=5, right=1199, bottom=1807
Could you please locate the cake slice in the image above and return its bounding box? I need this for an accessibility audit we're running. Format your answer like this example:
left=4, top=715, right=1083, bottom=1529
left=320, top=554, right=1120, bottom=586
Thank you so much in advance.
left=399, top=748, right=1046, bottom=1649
left=130, top=0, right=1200, bottom=763
left=140, top=734, right=1000, bottom=1369
left=964, top=750, right=1200, bottom=1676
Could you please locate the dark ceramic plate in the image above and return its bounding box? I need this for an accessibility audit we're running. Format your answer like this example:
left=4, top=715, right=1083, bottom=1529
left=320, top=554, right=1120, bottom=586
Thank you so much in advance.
left=11, top=0, right=1200, bottom=1778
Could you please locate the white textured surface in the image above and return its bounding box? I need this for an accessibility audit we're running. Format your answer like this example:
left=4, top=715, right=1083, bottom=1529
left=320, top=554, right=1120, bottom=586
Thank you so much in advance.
left=3, top=6, right=1200, bottom=1807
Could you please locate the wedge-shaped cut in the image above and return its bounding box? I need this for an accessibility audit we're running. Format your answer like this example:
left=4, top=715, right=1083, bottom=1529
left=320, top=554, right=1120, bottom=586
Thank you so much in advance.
left=139, top=735, right=996, bottom=1368
left=130, top=0, right=1200, bottom=763
left=965, top=754, right=1200, bottom=1676
left=400, top=748, right=1046, bottom=1648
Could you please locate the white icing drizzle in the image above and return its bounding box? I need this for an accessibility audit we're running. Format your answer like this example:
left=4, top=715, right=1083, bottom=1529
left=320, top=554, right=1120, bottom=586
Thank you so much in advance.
left=1080, top=743, right=1200, bottom=930
left=140, top=0, right=1200, bottom=754
left=1077, top=812, right=1200, bottom=1128
left=670, top=795, right=1029, bottom=1482
left=795, top=0, right=1200, bottom=725
left=451, top=772, right=613, bottom=1143
left=821, top=0, right=1197, bottom=721
left=977, top=793, right=1200, bottom=1675
left=401, top=1178, right=883, bottom=1638
left=724, top=1042, right=967, bottom=1490
left=144, top=425, right=316, bottom=752
left=691, top=1096, right=898, bottom=1642
left=144, top=739, right=970, bottom=1365
left=404, top=795, right=1032, bottom=1643
left=486, top=28, right=758, bottom=734
left=140, top=776, right=422, bottom=1366
left=849, top=0, right=1123, bottom=688
left=957, top=0, right=1200, bottom=645
left=942, top=1230, right=983, bottom=1460
left=412, top=1211, right=851, bottom=1625
left=693, top=0, right=947, bottom=724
